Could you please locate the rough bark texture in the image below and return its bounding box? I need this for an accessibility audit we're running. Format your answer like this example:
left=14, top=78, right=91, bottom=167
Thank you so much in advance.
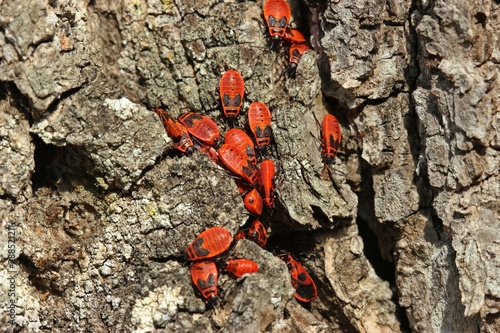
left=0, top=0, right=498, bottom=332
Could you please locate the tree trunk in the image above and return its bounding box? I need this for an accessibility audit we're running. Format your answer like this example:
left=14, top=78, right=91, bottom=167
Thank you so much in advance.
left=0, top=0, right=498, bottom=332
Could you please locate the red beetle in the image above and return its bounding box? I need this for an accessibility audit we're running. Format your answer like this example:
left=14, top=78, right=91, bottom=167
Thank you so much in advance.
left=321, top=114, right=342, bottom=163
left=248, top=102, right=273, bottom=149
left=178, top=112, right=221, bottom=146
left=243, top=189, right=263, bottom=216
left=263, top=0, right=291, bottom=44
left=224, top=128, right=257, bottom=165
left=279, top=253, right=317, bottom=303
left=186, top=226, right=233, bottom=261
left=226, top=259, right=259, bottom=278
left=257, top=159, right=275, bottom=207
left=190, top=260, right=219, bottom=301
left=218, top=143, right=258, bottom=184
left=283, top=28, right=307, bottom=44
left=287, top=43, right=311, bottom=76
left=219, top=70, right=245, bottom=122
left=156, top=108, right=195, bottom=154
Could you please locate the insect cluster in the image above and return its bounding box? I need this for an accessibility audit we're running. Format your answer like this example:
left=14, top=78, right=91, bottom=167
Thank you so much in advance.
left=156, top=0, right=342, bottom=306
left=264, top=0, right=311, bottom=76
left=186, top=226, right=259, bottom=302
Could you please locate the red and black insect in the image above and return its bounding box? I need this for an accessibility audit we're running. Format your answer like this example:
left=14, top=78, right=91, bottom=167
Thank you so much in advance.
left=219, top=70, right=245, bottom=123
left=279, top=253, right=317, bottom=303
left=287, top=43, right=311, bottom=77
left=225, top=259, right=259, bottom=278
left=248, top=102, right=273, bottom=150
left=283, top=28, right=307, bottom=44
left=178, top=112, right=221, bottom=146
left=218, top=143, right=259, bottom=185
left=247, top=219, right=268, bottom=247
left=190, top=260, right=219, bottom=301
left=321, top=114, right=342, bottom=163
left=243, top=188, right=263, bottom=216
left=156, top=108, right=195, bottom=154
left=235, top=219, right=268, bottom=248
left=186, top=226, right=233, bottom=261
left=257, top=159, right=276, bottom=207
left=263, top=0, right=291, bottom=45
left=224, top=128, right=257, bottom=165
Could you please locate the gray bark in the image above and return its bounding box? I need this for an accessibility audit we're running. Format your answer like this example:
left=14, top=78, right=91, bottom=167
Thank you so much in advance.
left=0, top=0, right=498, bottom=332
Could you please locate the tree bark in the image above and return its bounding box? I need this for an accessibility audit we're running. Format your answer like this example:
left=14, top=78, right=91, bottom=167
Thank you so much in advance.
left=0, top=0, right=498, bottom=332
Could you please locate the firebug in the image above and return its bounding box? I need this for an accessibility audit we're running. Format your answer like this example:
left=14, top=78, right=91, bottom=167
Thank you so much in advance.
left=287, top=43, right=311, bottom=77
left=321, top=114, right=342, bottom=163
left=247, top=219, right=268, bottom=247
left=225, top=259, right=259, bottom=278
left=279, top=253, right=317, bottom=303
left=234, top=219, right=268, bottom=248
left=190, top=260, right=219, bottom=301
left=248, top=102, right=273, bottom=149
left=263, top=0, right=291, bottom=45
left=243, top=189, right=263, bottom=216
left=156, top=108, right=195, bottom=154
left=219, top=70, right=245, bottom=123
left=178, top=112, right=221, bottom=146
left=186, top=226, right=232, bottom=261
left=224, top=128, right=257, bottom=165
left=257, top=159, right=276, bottom=207
left=218, top=143, right=258, bottom=185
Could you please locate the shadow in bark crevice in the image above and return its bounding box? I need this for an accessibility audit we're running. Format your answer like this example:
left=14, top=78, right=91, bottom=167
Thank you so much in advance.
left=355, top=157, right=412, bottom=332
